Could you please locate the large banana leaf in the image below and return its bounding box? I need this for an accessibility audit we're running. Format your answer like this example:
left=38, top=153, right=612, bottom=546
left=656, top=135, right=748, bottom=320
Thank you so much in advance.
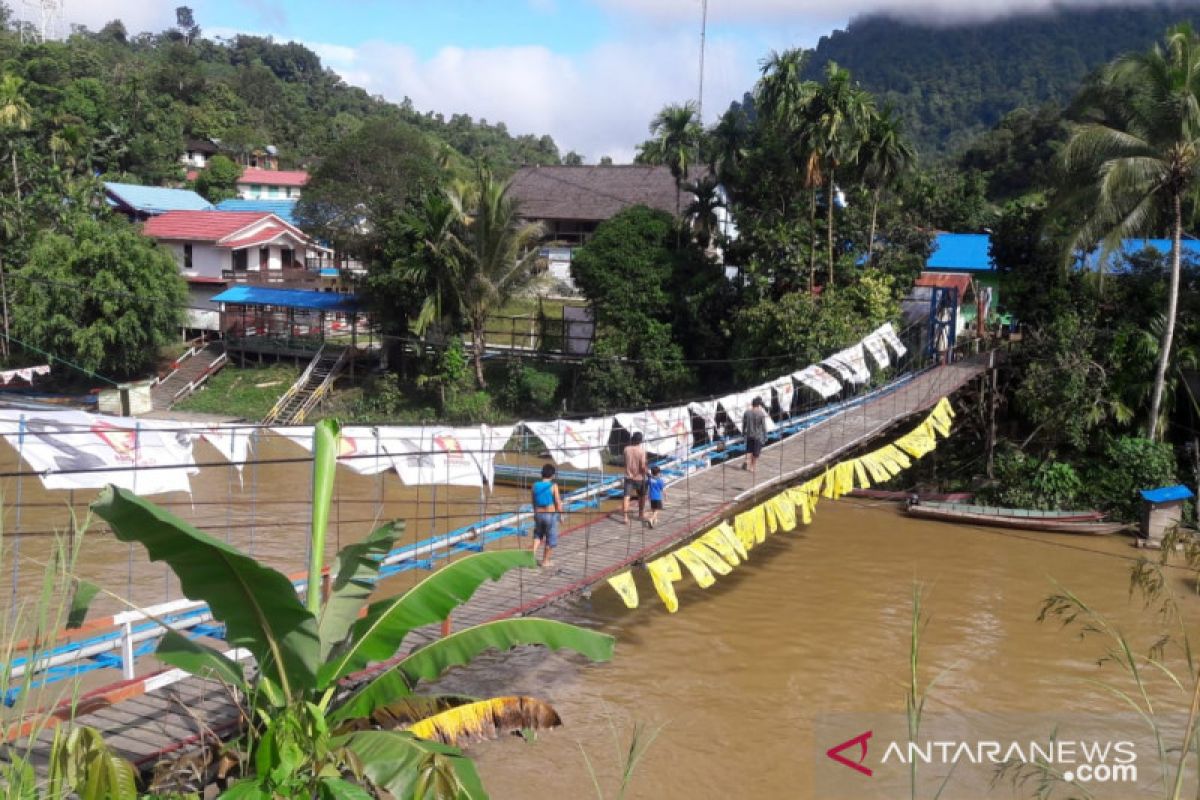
left=334, top=730, right=486, bottom=800
left=92, top=486, right=320, bottom=700
left=330, top=619, right=614, bottom=724
left=319, top=550, right=535, bottom=687
left=307, top=419, right=340, bottom=614
left=157, top=630, right=247, bottom=691
left=317, top=522, right=403, bottom=662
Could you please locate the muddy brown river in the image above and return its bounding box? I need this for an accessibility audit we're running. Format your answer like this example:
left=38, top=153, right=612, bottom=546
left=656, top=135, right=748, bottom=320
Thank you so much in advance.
left=1, top=437, right=1194, bottom=799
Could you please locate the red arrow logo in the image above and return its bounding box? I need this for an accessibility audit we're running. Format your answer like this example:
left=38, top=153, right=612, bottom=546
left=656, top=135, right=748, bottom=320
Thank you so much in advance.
left=826, top=730, right=873, bottom=777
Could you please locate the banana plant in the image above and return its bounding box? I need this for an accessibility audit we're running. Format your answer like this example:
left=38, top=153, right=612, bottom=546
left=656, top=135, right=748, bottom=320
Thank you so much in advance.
left=91, top=419, right=615, bottom=799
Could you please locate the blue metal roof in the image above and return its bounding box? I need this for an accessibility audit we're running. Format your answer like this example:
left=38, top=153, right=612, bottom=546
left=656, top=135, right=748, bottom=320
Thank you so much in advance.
left=215, top=199, right=299, bottom=225
left=104, top=182, right=212, bottom=214
left=927, top=233, right=994, bottom=272
left=1139, top=485, right=1195, bottom=504
left=211, top=285, right=361, bottom=312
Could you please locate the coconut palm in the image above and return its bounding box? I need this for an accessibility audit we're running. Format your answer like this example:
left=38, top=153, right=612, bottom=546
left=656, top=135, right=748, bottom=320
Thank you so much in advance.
left=648, top=101, right=703, bottom=216
left=451, top=168, right=545, bottom=388
left=1060, top=22, right=1200, bottom=439
left=400, top=190, right=468, bottom=338
left=861, top=108, right=916, bottom=267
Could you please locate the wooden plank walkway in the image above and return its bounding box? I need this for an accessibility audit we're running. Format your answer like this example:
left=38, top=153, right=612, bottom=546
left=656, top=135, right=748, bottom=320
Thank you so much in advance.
left=25, top=357, right=990, bottom=785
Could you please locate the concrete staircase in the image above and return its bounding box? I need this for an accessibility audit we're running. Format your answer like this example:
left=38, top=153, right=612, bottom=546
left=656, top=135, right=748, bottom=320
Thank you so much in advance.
left=262, top=345, right=349, bottom=425
left=150, top=342, right=227, bottom=410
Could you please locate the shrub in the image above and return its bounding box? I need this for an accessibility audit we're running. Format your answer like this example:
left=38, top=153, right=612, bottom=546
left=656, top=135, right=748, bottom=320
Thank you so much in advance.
left=991, top=449, right=1083, bottom=510
left=501, top=361, right=560, bottom=414
left=1087, top=437, right=1179, bottom=522
left=445, top=390, right=496, bottom=423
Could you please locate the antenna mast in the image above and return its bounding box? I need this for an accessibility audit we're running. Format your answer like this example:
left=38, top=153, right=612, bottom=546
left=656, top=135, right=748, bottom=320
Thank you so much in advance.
left=698, top=0, right=708, bottom=124
left=20, top=0, right=64, bottom=42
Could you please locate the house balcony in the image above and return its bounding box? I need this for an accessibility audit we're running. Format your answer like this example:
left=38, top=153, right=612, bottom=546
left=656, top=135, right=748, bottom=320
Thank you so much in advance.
left=221, top=266, right=323, bottom=288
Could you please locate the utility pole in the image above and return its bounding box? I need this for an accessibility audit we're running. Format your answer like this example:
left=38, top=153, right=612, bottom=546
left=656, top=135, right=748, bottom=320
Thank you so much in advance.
left=698, top=0, right=708, bottom=124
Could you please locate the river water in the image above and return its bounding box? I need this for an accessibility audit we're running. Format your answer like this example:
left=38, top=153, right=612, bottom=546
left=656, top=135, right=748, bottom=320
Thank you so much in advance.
left=2, top=436, right=1195, bottom=798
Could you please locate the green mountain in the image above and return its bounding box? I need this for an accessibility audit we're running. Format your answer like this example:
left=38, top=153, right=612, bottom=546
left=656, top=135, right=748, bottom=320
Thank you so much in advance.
left=0, top=8, right=562, bottom=185
left=800, top=3, right=1200, bottom=158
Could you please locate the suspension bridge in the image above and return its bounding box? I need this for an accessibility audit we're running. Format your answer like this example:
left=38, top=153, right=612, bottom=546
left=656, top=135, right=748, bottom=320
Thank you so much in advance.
left=0, top=344, right=997, bottom=787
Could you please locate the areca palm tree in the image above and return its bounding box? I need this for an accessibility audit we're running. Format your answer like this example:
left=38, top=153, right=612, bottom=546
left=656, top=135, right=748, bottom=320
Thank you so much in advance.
left=452, top=169, right=545, bottom=388
left=0, top=73, right=31, bottom=205
left=861, top=108, right=916, bottom=267
left=648, top=101, right=702, bottom=216
left=1061, top=23, right=1200, bottom=439
left=808, top=62, right=875, bottom=286
left=683, top=174, right=725, bottom=248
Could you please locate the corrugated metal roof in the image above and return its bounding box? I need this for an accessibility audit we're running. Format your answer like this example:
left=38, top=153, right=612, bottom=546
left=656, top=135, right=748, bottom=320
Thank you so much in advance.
left=928, top=233, right=993, bottom=272
left=1139, top=485, right=1194, bottom=504
left=238, top=167, right=308, bottom=187
left=507, top=165, right=686, bottom=221
left=915, top=271, right=974, bottom=297
left=104, top=182, right=213, bottom=215
left=215, top=199, right=299, bottom=225
left=211, top=285, right=360, bottom=312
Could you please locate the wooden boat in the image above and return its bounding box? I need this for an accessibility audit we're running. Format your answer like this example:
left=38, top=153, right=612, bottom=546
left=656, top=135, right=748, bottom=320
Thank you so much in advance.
left=849, top=489, right=975, bottom=503
left=905, top=501, right=1125, bottom=535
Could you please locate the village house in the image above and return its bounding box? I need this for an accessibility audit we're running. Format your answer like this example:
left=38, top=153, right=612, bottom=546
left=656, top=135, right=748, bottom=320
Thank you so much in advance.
left=237, top=167, right=308, bottom=200
left=104, top=182, right=212, bottom=222
left=141, top=210, right=332, bottom=332
left=179, top=138, right=218, bottom=170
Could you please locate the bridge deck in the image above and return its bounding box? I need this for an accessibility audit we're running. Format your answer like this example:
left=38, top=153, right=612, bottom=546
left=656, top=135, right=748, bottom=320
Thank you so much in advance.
left=22, top=358, right=990, bottom=784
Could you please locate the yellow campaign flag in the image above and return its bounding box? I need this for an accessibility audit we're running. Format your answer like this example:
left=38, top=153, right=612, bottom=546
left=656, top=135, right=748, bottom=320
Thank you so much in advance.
left=701, top=527, right=742, bottom=565
left=688, top=541, right=733, bottom=576
left=734, top=512, right=758, bottom=551
left=821, top=467, right=837, bottom=499
left=764, top=498, right=780, bottom=535
left=606, top=571, right=639, bottom=609
left=646, top=555, right=681, bottom=613
left=713, top=521, right=747, bottom=560
left=747, top=504, right=768, bottom=544
left=836, top=461, right=855, bottom=497
left=862, top=451, right=890, bottom=483
left=852, top=458, right=871, bottom=489
left=674, top=545, right=717, bottom=588
left=770, top=493, right=797, bottom=531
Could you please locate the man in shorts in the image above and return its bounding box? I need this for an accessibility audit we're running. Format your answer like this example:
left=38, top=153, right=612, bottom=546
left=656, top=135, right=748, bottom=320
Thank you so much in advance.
left=621, top=431, right=649, bottom=525
left=741, top=396, right=768, bottom=476
left=531, top=463, right=563, bottom=567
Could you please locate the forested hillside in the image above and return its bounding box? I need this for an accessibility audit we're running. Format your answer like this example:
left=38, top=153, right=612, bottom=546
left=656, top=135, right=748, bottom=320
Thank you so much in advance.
left=0, top=3, right=562, bottom=186
left=800, top=3, right=1200, bottom=157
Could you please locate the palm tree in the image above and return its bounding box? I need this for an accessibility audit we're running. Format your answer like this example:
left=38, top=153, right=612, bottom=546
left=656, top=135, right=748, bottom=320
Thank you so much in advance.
left=1061, top=23, right=1200, bottom=439
left=706, top=107, right=748, bottom=188
left=0, top=73, right=31, bottom=205
left=452, top=168, right=545, bottom=388
left=401, top=191, right=468, bottom=338
left=683, top=174, right=725, bottom=248
left=861, top=108, right=916, bottom=267
left=808, top=62, right=876, bottom=286
left=648, top=101, right=702, bottom=216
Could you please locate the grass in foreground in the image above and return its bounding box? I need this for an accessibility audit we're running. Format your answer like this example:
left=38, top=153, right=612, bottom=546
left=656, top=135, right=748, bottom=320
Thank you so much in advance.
left=174, top=363, right=300, bottom=420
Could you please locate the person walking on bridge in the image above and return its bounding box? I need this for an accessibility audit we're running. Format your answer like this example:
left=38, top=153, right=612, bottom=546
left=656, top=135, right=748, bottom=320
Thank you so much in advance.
left=741, top=397, right=768, bottom=476
left=531, top=463, right=563, bottom=568
left=621, top=432, right=649, bottom=525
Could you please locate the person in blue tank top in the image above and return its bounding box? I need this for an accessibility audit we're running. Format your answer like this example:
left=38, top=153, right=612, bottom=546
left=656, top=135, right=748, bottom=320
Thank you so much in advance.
left=646, top=465, right=666, bottom=528
left=530, top=463, right=563, bottom=567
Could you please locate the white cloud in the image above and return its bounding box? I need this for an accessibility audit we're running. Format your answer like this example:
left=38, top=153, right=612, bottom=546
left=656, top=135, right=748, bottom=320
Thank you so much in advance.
left=596, top=0, right=1177, bottom=25
left=338, top=32, right=751, bottom=162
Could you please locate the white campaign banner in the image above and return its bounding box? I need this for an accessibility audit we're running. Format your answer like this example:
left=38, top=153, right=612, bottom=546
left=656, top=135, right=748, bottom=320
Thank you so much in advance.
left=271, top=426, right=395, bottom=476
left=381, top=426, right=493, bottom=489
left=771, top=377, right=796, bottom=418
left=794, top=365, right=842, bottom=399
left=0, top=409, right=195, bottom=494
left=476, top=424, right=515, bottom=490
left=823, top=343, right=871, bottom=384
left=862, top=332, right=890, bottom=369
left=877, top=321, right=907, bottom=358
left=687, top=399, right=720, bottom=430
left=523, top=417, right=612, bottom=471
left=615, top=406, right=692, bottom=457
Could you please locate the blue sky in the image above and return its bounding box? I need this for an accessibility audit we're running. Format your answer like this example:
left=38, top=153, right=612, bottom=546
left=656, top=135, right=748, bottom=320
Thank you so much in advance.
left=55, top=0, right=1150, bottom=161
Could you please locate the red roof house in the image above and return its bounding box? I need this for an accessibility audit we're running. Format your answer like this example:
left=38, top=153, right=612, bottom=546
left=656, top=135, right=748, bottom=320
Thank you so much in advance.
left=237, top=168, right=309, bottom=200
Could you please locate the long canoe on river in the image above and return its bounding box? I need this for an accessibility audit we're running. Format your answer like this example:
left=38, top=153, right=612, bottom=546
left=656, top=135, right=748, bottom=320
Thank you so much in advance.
left=849, top=489, right=975, bottom=503
left=904, top=501, right=1126, bottom=535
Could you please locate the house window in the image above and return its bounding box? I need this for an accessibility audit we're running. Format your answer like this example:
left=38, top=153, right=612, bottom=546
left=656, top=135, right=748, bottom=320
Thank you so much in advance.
left=268, top=185, right=280, bottom=198
left=280, top=247, right=294, bottom=268
left=183, top=244, right=193, bottom=270
left=251, top=184, right=262, bottom=197
left=232, top=249, right=248, bottom=271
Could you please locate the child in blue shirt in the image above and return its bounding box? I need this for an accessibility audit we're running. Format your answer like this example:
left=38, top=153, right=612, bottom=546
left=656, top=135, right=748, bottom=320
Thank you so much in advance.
left=647, top=465, right=665, bottom=528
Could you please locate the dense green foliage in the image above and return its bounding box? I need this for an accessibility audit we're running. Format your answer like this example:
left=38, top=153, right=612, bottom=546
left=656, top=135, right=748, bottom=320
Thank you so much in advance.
left=10, top=213, right=186, bottom=378
left=795, top=5, right=1200, bottom=158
